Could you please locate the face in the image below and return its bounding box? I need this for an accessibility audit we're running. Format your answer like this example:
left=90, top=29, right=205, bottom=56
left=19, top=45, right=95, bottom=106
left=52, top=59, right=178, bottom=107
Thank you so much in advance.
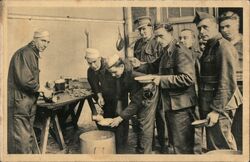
left=220, top=19, right=239, bottom=40
left=86, top=57, right=101, bottom=71
left=179, top=30, right=195, bottom=48
left=197, top=18, right=218, bottom=41
left=138, top=25, right=153, bottom=39
left=108, top=64, right=124, bottom=78
left=154, top=28, right=172, bottom=47
left=34, top=36, right=50, bottom=52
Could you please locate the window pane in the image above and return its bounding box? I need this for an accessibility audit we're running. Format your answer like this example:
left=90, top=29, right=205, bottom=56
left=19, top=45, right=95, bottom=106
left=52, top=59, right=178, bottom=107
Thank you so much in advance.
left=162, top=7, right=168, bottom=22
left=149, top=7, right=157, bottom=24
left=181, top=7, right=194, bottom=16
left=168, top=8, right=180, bottom=18
left=195, top=8, right=209, bottom=13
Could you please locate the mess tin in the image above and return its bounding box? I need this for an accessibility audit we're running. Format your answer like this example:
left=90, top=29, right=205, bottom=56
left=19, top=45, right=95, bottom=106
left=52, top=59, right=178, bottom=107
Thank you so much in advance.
left=191, top=119, right=209, bottom=127
left=134, top=75, right=155, bottom=84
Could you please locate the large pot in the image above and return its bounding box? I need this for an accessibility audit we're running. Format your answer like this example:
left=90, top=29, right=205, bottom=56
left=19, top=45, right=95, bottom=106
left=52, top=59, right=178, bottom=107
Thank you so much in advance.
left=79, top=130, right=116, bottom=154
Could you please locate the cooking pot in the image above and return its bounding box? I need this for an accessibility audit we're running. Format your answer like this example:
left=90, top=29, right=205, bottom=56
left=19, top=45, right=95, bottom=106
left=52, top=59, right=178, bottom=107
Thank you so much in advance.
left=55, top=79, right=65, bottom=91
left=79, top=130, right=116, bottom=154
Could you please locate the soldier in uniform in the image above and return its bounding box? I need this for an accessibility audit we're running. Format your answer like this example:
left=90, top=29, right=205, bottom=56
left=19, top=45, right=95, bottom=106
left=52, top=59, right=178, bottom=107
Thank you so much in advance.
left=133, top=16, right=168, bottom=153
left=193, top=11, right=243, bottom=151
left=8, top=29, right=50, bottom=153
left=85, top=49, right=129, bottom=153
left=132, top=23, right=197, bottom=154
left=219, top=11, right=243, bottom=151
left=133, top=16, right=162, bottom=63
left=107, top=54, right=159, bottom=154
left=179, top=29, right=203, bottom=154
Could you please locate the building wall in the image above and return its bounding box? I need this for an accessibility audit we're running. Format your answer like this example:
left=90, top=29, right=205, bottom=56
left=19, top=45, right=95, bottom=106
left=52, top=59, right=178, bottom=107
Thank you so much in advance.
left=7, top=7, right=124, bottom=86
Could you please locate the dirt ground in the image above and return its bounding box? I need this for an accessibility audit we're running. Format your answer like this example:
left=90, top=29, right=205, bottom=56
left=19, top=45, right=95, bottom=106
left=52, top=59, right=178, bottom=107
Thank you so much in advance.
left=40, top=102, right=204, bottom=154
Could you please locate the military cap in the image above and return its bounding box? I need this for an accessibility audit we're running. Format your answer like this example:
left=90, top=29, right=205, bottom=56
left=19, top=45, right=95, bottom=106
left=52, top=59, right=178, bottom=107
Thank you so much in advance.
left=193, top=11, right=216, bottom=25
left=154, top=22, right=173, bottom=32
left=33, top=28, right=50, bottom=38
left=106, top=54, right=120, bottom=68
left=85, top=48, right=100, bottom=59
left=219, top=11, right=239, bottom=22
left=134, top=16, right=152, bottom=29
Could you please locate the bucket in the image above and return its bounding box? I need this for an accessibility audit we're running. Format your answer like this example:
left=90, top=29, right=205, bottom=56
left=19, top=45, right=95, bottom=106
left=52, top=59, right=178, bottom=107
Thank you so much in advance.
left=206, top=149, right=241, bottom=155
left=79, top=130, right=116, bottom=154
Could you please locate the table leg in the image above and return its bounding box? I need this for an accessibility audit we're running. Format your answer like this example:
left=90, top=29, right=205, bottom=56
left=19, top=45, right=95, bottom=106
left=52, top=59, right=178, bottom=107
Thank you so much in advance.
left=40, top=116, right=51, bottom=154
left=52, top=115, right=66, bottom=150
left=87, top=97, right=97, bottom=115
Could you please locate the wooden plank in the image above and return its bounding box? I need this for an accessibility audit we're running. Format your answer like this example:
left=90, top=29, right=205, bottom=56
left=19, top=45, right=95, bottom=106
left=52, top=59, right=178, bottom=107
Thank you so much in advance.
left=39, top=116, right=51, bottom=154
left=52, top=115, right=66, bottom=150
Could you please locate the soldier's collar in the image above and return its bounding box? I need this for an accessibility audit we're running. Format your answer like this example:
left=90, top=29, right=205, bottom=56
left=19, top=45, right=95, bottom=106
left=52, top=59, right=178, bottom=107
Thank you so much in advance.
left=206, top=33, right=222, bottom=46
left=230, top=33, right=242, bottom=45
left=166, top=39, right=177, bottom=54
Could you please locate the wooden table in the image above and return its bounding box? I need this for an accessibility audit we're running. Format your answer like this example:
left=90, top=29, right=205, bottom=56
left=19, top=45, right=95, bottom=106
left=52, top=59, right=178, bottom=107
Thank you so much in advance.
left=36, top=92, right=97, bottom=154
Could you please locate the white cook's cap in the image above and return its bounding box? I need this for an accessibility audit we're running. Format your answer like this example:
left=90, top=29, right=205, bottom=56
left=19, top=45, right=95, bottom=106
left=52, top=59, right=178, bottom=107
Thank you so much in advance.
left=106, top=54, right=120, bottom=68
left=85, top=48, right=100, bottom=59
left=33, top=28, right=50, bottom=38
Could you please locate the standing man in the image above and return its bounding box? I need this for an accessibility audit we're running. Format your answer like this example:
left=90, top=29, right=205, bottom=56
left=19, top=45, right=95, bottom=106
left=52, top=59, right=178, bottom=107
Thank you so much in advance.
left=107, top=54, right=159, bottom=154
left=132, top=23, right=197, bottom=154
left=133, top=16, right=162, bottom=63
left=219, top=11, right=243, bottom=151
left=8, top=29, right=50, bottom=153
left=133, top=16, right=167, bottom=153
left=85, top=48, right=129, bottom=154
left=179, top=29, right=202, bottom=154
left=193, top=11, right=243, bottom=151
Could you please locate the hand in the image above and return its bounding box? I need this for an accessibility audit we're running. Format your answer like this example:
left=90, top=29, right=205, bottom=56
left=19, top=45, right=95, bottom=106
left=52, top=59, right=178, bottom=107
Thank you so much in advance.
left=206, top=111, right=219, bottom=127
left=98, top=96, right=105, bottom=107
left=129, top=57, right=141, bottom=68
left=40, top=87, right=53, bottom=98
left=152, top=75, right=161, bottom=86
left=110, top=116, right=123, bottom=127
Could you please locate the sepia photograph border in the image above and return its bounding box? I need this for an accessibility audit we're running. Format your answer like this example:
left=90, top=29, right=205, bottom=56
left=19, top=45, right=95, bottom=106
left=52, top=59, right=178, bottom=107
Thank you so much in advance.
left=0, top=0, right=249, bottom=162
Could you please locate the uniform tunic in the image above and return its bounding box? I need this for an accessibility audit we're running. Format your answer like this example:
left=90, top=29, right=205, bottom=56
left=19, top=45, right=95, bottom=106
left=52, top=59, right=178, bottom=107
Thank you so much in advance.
left=136, top=39, right=197, bottom=154
left=8, top=42, right=40, bottom=154
left=87, top=58, right=129, bottom=153
left=199, top=34, right=243, bottom=151
left=134, top=37, right=162, bottom=63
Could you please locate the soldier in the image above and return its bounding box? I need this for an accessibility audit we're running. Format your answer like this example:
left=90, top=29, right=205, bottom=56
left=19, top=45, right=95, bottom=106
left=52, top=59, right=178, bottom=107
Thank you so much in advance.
left=133, top=16, right=162, bottom=63
left=107, top=54, right=159, bottom=154
left=8, top=29, right=50, bottom=153
left=179, top=29, right=203, bottom=154
left=85, top=48, right=129, bottom=153
left=193, top=11, right=243, bottom=151
left=133, top=16, right=167, bottom=153
left=219, top=11, right=243, bottom=151
left=132, top=22, right=197, bottom=154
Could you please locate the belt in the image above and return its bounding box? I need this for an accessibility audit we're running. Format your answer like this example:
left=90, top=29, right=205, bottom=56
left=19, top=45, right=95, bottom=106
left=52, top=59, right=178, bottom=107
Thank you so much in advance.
left=199, top=76, right=218, bottom=84
left=199, top=83, right=216, bottom=91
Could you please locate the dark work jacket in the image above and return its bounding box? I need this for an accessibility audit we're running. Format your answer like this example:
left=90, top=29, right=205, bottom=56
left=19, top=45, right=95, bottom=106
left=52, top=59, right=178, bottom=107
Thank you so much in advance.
left=134, top=36, right=162, bottom=63
left=8, top=42, right=40, bottom=115
left=87, top=58, right=117, bottom=100
left=118, top=60, right=144, bottom=120
left=136, top=39, right=197, bottom=111
left=8, top=42, right=40, bottom=153
left=199, top=34, right=242, bottom=114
